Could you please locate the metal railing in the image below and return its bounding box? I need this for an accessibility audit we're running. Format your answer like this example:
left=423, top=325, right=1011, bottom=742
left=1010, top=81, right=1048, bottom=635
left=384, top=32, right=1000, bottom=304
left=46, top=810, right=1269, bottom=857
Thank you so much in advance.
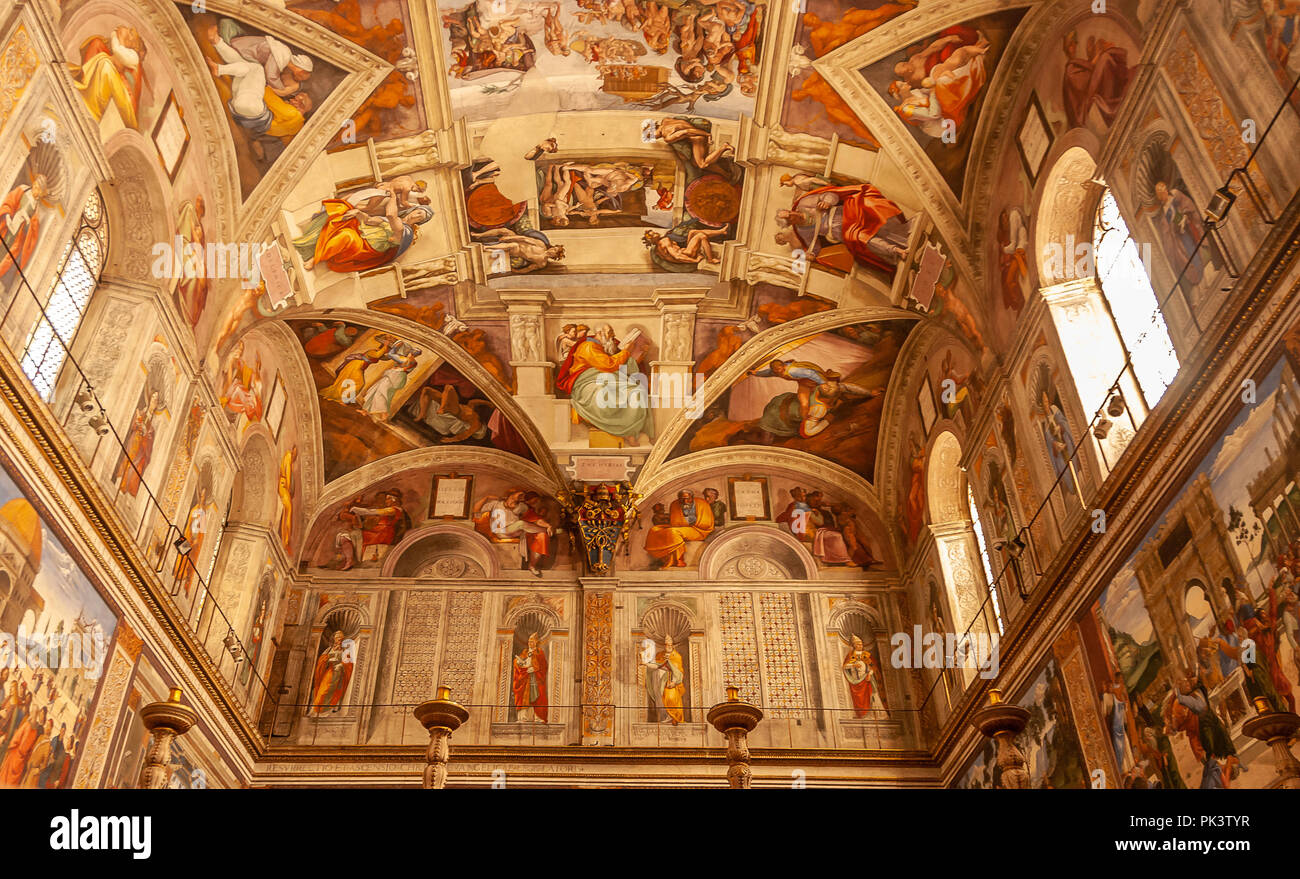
left=265, top=701, right=926, bottom=751
left=0, top=209, right=275, bottom=731
left=916, top=65, right=1300, bottom=724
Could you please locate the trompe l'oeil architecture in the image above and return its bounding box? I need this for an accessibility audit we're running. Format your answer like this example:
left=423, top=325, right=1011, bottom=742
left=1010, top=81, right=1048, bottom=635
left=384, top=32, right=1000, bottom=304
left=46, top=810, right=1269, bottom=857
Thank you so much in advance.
left=0, top=0, right=1298, bottom=790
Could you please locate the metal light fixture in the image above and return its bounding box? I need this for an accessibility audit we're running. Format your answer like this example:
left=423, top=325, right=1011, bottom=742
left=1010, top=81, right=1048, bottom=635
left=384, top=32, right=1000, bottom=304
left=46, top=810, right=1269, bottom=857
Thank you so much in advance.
left=223, top=629, right=244, bottom=663
left=1093, top=417, right=1113, bottom=440
left=1106, top=392, right=1126, bottom=418
left=173, top=528, right=192, bottom=555
left=1205, top=183, right=1237, bottom=224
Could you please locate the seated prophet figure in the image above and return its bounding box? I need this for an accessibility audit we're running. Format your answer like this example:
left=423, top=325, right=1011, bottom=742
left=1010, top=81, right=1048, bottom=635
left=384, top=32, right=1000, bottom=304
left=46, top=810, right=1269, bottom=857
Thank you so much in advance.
left=644, top=489, right=714, bottom=567
left=553, top=324, right=654, bottom=444
left=777, top=184, right=909, bottom=274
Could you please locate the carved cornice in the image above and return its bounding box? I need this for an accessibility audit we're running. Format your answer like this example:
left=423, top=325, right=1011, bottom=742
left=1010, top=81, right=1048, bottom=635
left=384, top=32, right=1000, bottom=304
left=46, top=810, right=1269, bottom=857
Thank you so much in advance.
left=0, top=332, right=265, bottom=761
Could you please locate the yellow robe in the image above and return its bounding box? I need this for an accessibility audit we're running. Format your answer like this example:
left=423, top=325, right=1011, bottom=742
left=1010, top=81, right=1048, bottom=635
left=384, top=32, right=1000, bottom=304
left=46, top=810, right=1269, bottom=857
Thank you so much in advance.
left=321, top=341, right=391, bottom=402
left=278, top=449, right=294, bottom=551
left=660, top=649, right=685, bottom=724
left=264, top=88, right=304, bottom=141
left=70, top=50, right=139, bottom=129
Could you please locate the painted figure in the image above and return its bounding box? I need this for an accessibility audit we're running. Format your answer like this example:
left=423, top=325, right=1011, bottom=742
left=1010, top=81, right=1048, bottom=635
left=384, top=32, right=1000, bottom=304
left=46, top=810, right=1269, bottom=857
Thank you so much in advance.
left=348, top=490, right=410, bottom=563
left=1153, top=179, right=1217, bottom=290
left=843, top=636, right=887, bottom=717
left=887, top=26, right=990, bottom=136
left=69, top=28, right=147, bottom=129
left=776, top=183, right=909, bottom=274
left=747, top=358, right=879, bottom=439
left=645, top=636, right=686, bottom=724
left=1061, top=28, right=1133, bottom=129
left=309, top=631, right=354, bottom=715
left=474, top=490, right=554, bottom=575
left=173, top=197, right=208, bottom=327
left=219, top=341, right=264, bottom=423
left=644, top=489, right=715, bottom=567
left=173, top=479, right=217, bottom=597
left=904, top=434, right=927, bottom=544
left=321, top=334, right=395, bottom=403
left=997, top=207, right=1029, bottom=312
left=1, top=143, right=66, bottom=290
left=277, top=446, right=297, bottom=552
left=554, top=324, right=654, bottom=443
left=511, top=632, right=548, bottom=722
left=293, top=196, right=432, bottom=273
left=114, top=390, right=164, bottom=497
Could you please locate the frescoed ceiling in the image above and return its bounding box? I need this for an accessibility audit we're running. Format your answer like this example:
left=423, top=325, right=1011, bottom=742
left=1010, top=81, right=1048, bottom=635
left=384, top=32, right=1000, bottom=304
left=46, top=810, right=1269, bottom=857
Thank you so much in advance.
left=60, top=0, right=1119, bottom=568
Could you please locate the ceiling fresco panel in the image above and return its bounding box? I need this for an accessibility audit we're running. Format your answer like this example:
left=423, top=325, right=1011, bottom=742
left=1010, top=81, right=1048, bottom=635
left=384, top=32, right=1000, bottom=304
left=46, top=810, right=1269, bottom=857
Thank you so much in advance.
left=439, top=0, right=766, bottom=122
left=781, top=0, right=918, bottom=150
left=857, top=7, right=1027, bottom=196
left=668, top=319, right=915, bottom=484
left=177, top=5, right=349, bottom=199
left=290, top=319, right=537, bottom=483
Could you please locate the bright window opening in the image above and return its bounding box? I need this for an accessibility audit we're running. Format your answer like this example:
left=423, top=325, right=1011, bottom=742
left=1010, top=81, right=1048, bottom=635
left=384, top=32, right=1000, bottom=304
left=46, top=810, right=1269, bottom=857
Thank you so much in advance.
left=967, top=483, right=1005, bottom=636
left=1094, top=188, right=1179, bottom=407
left=19, top=190, right=107, bottom=401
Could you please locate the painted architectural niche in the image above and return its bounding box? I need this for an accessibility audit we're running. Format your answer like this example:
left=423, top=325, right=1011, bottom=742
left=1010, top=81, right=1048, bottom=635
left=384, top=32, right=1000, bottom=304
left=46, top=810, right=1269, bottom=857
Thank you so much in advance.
left=494, top=595, right=569, bottom=744
left=631, top=599, right=704, bottom=746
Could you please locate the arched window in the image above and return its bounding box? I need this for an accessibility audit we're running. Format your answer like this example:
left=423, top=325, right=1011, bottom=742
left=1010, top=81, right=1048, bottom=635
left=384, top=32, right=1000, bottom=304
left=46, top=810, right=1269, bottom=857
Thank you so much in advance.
left=19, top=189, right=107, bottom=400
left=1094, top=187, right=1179, bottom=407
left=967, top=483, right=1004, bottom=636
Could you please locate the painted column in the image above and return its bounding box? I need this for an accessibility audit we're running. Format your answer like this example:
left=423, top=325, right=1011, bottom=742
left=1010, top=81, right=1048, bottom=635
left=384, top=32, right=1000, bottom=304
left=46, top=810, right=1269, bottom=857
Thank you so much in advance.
left=581, top=585, right=615, bottom=746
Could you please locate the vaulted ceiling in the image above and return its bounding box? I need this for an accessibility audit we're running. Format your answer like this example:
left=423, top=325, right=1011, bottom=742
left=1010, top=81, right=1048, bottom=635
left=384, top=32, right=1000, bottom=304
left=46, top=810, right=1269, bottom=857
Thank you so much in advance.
left=60, top=0, right=1147, bottom=571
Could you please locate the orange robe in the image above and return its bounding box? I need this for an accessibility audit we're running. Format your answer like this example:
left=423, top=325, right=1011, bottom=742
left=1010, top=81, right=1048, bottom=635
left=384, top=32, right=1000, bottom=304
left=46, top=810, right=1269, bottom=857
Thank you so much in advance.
left=644, top=498, right=715, bottom=565
left=0, top=186, right=40, bottom=283
left=0, top=717, right=40, bottom=787
left=303, top=200, right=404, bottom=273
left=511, top=647, right=548, bottom=721
left=310, top=644, right=354, bottom=713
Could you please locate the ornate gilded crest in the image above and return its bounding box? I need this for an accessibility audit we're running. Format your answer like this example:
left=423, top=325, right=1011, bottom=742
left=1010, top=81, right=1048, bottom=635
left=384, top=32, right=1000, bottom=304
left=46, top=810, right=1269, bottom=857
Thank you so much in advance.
left=556, top=482, right=641, bottom=574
